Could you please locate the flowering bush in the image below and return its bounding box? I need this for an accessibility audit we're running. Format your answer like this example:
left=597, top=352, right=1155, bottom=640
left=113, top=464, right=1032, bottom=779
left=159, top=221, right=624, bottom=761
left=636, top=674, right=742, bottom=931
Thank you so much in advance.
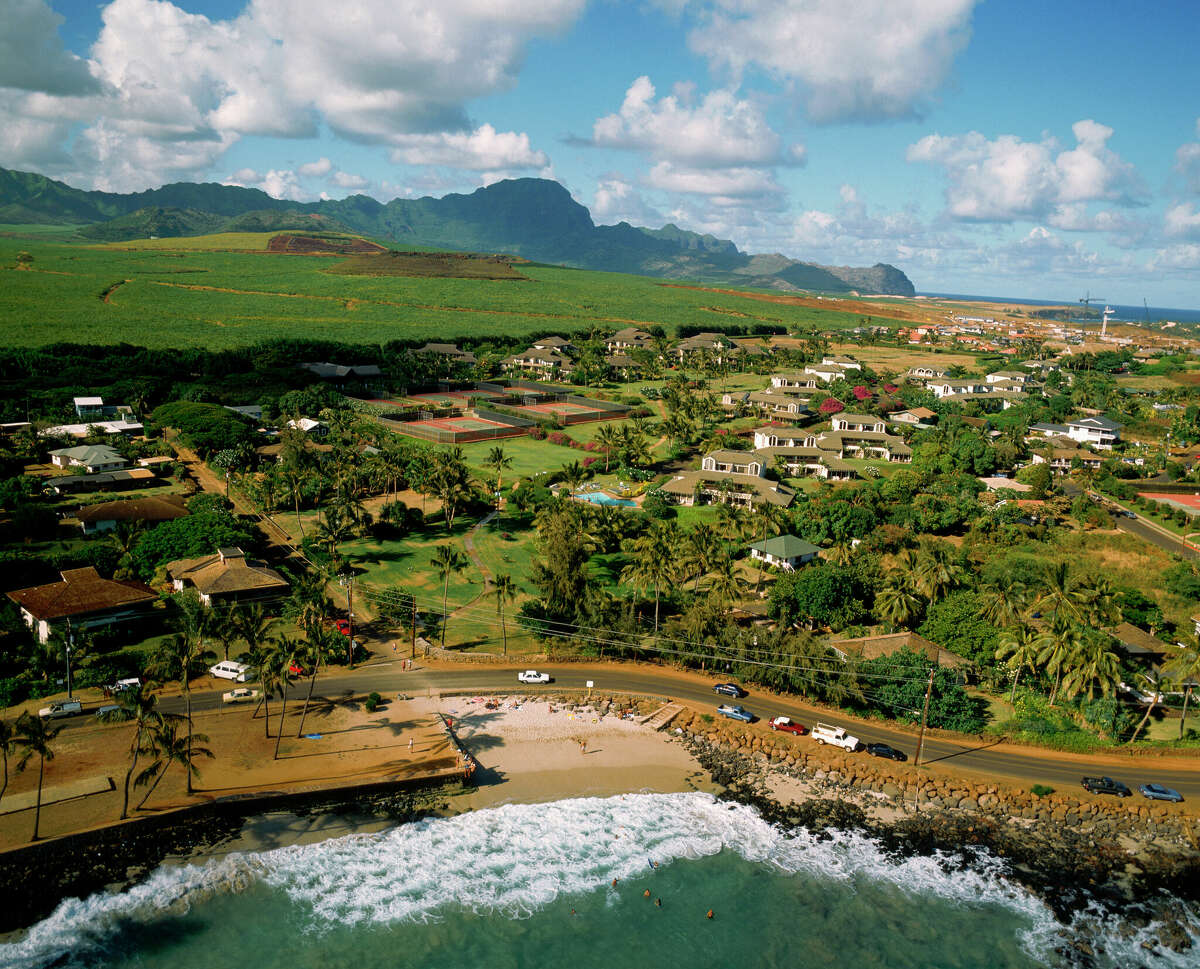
left=582, top=456, right=599, bottom=469
left=528, top=427, right=546, bottom=440
left=547, top=431, right=574, bottom=447
left=818, top=397, right=845, bottom=415
left=852, top=385, right=871, bottom=401
left=883, top=383, right=899, bottom=394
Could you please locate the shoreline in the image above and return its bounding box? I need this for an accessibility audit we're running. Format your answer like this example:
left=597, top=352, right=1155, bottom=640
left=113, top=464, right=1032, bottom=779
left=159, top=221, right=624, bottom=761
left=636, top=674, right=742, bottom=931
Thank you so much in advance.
left=3, top=694, right=1199, bottom=959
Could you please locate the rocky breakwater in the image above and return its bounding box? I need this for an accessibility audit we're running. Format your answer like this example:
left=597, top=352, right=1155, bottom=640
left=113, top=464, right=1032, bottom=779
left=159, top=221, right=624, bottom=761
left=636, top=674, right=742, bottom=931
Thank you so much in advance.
left=664, top=709, right=1200, bottom=960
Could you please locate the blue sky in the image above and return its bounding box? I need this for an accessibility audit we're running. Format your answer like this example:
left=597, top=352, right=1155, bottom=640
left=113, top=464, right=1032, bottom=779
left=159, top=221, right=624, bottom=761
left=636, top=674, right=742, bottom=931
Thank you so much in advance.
left=3, top=0, right=1199, bottom=307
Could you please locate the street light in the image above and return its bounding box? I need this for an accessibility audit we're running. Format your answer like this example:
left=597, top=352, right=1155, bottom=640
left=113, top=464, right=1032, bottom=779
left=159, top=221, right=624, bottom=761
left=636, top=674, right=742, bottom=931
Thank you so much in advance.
left=338, top=567, right=356, bottom=669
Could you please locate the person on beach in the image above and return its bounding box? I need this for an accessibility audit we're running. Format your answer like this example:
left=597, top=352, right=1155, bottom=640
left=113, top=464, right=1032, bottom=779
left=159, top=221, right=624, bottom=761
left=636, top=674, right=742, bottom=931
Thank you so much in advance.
left=408, top=737, right=414, bottom=752
left=581, top=739, right=587, bottom=755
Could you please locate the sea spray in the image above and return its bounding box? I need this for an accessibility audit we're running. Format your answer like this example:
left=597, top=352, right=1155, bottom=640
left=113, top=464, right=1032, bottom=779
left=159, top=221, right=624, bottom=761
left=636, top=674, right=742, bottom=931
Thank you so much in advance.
left=0, top=793, right=1195, bottom=969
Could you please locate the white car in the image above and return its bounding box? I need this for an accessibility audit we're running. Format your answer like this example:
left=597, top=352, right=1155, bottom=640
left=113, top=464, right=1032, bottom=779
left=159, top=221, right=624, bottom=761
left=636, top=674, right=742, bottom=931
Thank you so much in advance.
left=38, top=700, right=82, bottom=719
left=222, top=687, right=261, bottom=704
left=518, top=670, right=552, bottom=684
left=209, top=661, right=249, bottom=682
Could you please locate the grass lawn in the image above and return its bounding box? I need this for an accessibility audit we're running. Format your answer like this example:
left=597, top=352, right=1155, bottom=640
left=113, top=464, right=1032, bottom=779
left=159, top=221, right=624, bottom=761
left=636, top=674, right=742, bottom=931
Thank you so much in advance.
left=344, top=519, right=487, bottom=609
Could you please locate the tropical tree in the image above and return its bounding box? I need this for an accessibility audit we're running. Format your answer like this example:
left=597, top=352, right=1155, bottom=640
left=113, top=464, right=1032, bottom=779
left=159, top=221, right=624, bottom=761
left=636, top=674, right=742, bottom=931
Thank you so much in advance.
left=1166, top=642, right=1200, bottom=740
left=911, top=543, right=962, bottom=603
left=684, top=523, right=721, bottom=593
left=432, top=544, right=467, bottom=647
left=485, top=446, right=512, bottom=509
left=979, top=578, right=1028, bottom=629
left=134, top=717, right=213, bottom=809
left=595, top=424, right=622, bottom=472
left=1128, top=668, right=1172, bottom=744
left=1036, top=625, right=1081, bottom=707
left=706, top=554, right=744, bottom=606
left=232, top=602, right=275, bottom=659
left=995, top=626, right=1041, bottom=705
left=1060, top=631, right=1122, bottom=702
left=295, top=630, right=335, bottom=738
left=875, top=579, right=923, bottom=631
left=492, top=574, right=518, bottom=656
left=0, top=719, right=14, bottom=813
left=99, top=683, right=170, bottom=819
left=14, top=711, right=59, bottom=841
left=620, top=520, right=679, bottom=631
left=270, top=636, right=299, bottom=759
left=1030, top=561, right=1089, bottom=632
left=148, top=625, right=214, bottom=794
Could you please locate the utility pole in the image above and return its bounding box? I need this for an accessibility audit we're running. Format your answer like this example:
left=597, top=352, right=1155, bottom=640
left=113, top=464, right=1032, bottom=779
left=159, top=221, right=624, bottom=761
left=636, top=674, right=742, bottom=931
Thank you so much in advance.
left=65, top=621, right=73, bottom=700
left=914, top=666, right=935, bottom=767
left=339, top=570, right=356, bottom=669
left=410, top=595, right=418, bottom=660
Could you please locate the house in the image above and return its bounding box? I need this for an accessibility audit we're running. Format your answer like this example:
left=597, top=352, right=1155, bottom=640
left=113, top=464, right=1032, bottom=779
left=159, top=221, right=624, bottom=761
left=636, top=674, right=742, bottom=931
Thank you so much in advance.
left=74, top=495, right=189, bottom=535
left=73, top=396, right=106, bottom=418
left=503, top=347, right=574, bottom=378
left=830, top=413, right=886, bottom=434
left=1067, top=416, right=1122, bottom=450
left=531, top=336, right=574, bottom=353
left=300, top=362, right=383, bottom=381
left=661, top=471, right=795, bottom=509
left=928, top=379, right=989, bottom=398
left=605, top=327, right=653, bottom=353
left=224, top=404, right=264, bottom=421
left=165, top=547, right=290, bottom=607
left=8, top=567, right=157, bottom=644
left=770, top=374, right=819, bottom=391
left=748, top=534, right=820, bottom=571
left=286, top=417, right=329, bottom=438
left=821, top=355, right=862, bottom=371
left=1030, top=447, right=1103, bottom=473
left=1108, top=622, right=1173, bottom=662
left=46, top=468, right=157, bottom=495
left=977, top=476, right=1032, bottom=492
left=804, top=362, right=851, bottom=383
left=890, top=407, right=937, bottom=428
left=817, top=430, right=911, bottom=462
left=675, top=332, right=735, bottom=362
left=907, top=364, right=949, bottom=380
left=42, top=419, right=144, bottom=439
left=702, top=449, right=764, bottom=477
left=49, top=444, right=127, bottom=474
left=752, top=426, right=817, bottom=449
left=827, top=631, right=970, bottom=670
left=414, top=343, right=478, bottom=365
left=745, top=389, right=807, bottom=416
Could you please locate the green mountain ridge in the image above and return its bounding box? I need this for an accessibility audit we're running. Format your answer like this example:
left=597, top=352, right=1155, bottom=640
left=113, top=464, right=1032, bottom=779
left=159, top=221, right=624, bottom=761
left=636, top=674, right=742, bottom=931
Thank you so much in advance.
left=0, top=167, right=915, bottom=295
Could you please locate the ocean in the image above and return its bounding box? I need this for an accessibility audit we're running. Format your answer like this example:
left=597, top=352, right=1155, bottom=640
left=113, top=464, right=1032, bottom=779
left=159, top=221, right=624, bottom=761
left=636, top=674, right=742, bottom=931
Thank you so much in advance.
left=1, top=793, right=1196, bottom=969
left=918, top=292, right=1200, bottom=326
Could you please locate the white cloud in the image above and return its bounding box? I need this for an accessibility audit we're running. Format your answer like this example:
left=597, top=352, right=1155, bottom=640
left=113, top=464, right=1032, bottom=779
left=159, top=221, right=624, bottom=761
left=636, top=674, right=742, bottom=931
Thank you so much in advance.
left=1175, top=135, right=1200, bottom=195
left=591, top=76, right=801, bottom=168
left=298, top=158, right=333, bottom=177
left=389, top=125, right=547, bottom=171
left=908, top=120, right=1145, bottom=222
left=1165, top=203, right=1200, bottom=240
left=0, top=0, right=98, bottom=96
left=330, top=170, right=369, bottom=190
left=591, top=176, right=664, bottom=226
left=0, top=0, right=578, bottom=188
left=223, top=166, right=310, bottom=201
left=682, top=0, right=977, bottom=122
left=645, top=161, right=783, bottom=204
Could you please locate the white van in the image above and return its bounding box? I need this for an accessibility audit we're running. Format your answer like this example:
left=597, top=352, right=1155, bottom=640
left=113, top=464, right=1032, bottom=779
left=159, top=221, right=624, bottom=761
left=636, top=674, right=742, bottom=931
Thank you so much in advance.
left=209, top=661, right=249, bottom=682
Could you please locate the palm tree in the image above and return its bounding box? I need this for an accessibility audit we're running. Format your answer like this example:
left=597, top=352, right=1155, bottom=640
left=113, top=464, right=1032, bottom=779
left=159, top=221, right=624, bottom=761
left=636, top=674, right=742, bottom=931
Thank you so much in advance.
left=295, top=629, right=335, bottom=738
left=979, top=578, right=1027, bottom=629
left=995, top=626, right=1041, bottom=705
left=492, top=574, right=518, bottom=656
left=875, top=579, right=923, bottom=631
left=99, top=683, right=169, bottom=819
left=134, top=717, right=213, bottom=809
left=316, top=505, right=354, bottom=569
left=1031, top=561, right=1088, bottom=632
left=620, top=521, right=679, bottom=631
left=485, top=446, right=512, bottom=509
left=246, top=640, right=279, bottom=739
left=1060, top=633, right=1122, bottom=702
left=0, top=719, right=14, bottom=813
left=1128, top=668, right=1172, bottom=744
left=1166, top=642, right=1200, bottom=740
left=561, top=460, right=588, bottom=494
left=706, top=554, right=744, bottom=606
left=432, top=545, right=467, bottom=647
left=281, top=466, right=311, bottom=537
left=14, top=711, right=59, bottom=841
left=684, top=524, right=721, bottom=593
left=108, top=521, right=144, bottom=580
left=1036, top=625, right=1082, bottom=706
left=912, top=543, right=962, bottom=603
left=233, top=602, right=274, bottom=659
left=595, top=424, right=622, bottom=473
left=270, top=636, right=299, bottom=760
left=148, top=628, right=214, bottom=794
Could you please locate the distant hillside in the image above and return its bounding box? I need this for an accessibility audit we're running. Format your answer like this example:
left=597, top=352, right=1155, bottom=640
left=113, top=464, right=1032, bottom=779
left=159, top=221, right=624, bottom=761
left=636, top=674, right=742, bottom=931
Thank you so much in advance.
left=0, top=167, right=915, bottom=295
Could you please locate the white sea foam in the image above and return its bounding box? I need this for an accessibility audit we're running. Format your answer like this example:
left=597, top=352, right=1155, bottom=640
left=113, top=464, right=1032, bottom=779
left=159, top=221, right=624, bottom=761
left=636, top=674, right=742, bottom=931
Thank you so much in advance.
left=0, top=792, right=1195, bottom=969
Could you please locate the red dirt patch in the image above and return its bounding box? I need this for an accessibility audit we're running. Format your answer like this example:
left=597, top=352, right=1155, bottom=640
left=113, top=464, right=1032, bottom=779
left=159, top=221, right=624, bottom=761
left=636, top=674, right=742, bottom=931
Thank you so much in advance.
left=267, top=234, right=387, bottom=255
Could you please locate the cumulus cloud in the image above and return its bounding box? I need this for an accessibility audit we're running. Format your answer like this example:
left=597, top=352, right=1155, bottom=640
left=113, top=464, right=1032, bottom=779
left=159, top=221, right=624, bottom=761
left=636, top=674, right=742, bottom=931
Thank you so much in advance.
left=0, top=0, right=576, bottom=189
left=908, top=120, right=1146, bottom=222
left=1175, top=125, right=1200, bottom=195
left=645, top=161, right=783, bottom=205
left=330, top=170, right=369, bottom=190
left=591, top=176, right=665, bottom=226
left=0, top=0, right=99, bottom=96
left=681, top=0, right=977, bottom=122
left=298, top=158, right=333, bottom=177
left=591, top=76, right=802, bottom=168
left=223, top=166, right=310, bottom=201
left=389, top=125, right=547, bottom=171
left=1165, top=203, right=1200, bottom=240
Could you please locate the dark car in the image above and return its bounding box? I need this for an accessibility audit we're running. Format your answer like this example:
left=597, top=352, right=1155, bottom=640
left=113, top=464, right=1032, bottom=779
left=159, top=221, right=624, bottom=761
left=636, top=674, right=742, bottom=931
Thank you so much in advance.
left=1139, top=783, right=1183, bottom=803
left=713, top=683, right=747, bottom=698
left=865, top=743, right=907, bottom=761
left=1081, top=776, right=1132, bottom=797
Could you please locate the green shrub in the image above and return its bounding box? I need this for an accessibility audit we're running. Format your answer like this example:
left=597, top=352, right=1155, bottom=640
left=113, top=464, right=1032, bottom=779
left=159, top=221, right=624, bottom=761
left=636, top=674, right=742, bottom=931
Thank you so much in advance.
left=1031, top=784, right=1054, bottom=797
left=365, top=690, right=382, bottom=713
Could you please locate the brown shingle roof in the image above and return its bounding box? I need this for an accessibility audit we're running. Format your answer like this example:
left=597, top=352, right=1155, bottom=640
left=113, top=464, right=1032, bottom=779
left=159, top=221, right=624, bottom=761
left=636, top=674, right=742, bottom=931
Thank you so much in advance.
left=75, top=495, right=188, bottom=525
left=166, top=548, right=289, bottom=597
left=8, top=567, right=156, bottom=620
left=828, top=631, right=970, bottom=669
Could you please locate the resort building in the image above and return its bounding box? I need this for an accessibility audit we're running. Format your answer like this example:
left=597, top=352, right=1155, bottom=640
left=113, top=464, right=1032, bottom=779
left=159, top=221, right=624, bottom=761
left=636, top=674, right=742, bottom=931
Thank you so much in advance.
left=8, top=567, right=157, bottom=644
left=165, top=547, right=290, bottom=607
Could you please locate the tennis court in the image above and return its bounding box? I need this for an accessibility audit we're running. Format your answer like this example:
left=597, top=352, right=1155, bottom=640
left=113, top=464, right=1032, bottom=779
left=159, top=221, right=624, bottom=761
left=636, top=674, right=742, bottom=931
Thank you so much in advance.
left=393, top=412, right=527, bottom=443
left=1142, top=492, right=1200, bottom=511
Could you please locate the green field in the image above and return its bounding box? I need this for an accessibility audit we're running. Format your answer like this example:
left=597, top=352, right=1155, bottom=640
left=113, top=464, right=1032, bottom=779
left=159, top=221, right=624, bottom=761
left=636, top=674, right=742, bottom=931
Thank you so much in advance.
left=0, top=229, right=869, bottom=349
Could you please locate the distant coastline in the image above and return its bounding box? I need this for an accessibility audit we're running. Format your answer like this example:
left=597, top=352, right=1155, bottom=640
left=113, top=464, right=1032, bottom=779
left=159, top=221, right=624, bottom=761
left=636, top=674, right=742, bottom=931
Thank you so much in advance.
left=918, top=291, right=1200, bottom=324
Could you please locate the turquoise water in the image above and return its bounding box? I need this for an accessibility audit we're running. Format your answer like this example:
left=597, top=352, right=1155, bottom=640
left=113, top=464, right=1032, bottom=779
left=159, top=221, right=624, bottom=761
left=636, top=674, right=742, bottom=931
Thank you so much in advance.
left=573, top=491, right=636, bottom=508
left=2, top=794, right=1195, bottom=969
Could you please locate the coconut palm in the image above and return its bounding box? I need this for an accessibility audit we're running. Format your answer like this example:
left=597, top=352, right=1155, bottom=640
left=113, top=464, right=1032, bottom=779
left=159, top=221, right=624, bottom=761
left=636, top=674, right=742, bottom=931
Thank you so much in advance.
left=620, top=521, right=679, bottom=631
left=14, top=711, right=59, bottom=841
left=995, top=626, right=1041, bottom=705
left=295, top=629, right=335, bottom=738
left=492, top=574, right=518, bottom=657
left=1128, top=668, right=1172, bottom=744
left=233, top=602, right=275, bottom=659
left=1030, top=561, right=1089, bottom=632
left=706, top=554, right=745, bottom=606
left=432, top=544, right=467, bottom=647
left=485, top=446, right=512, bottom=509
left=875, top=579, right=923, bottom=631
left=595, top=424, right=622, bottom=473
left=1166, top=642, right=1200, bottom=740
left=684, top=523, right=722, bottom=593
left=0, top=719, right=14, bottom=813
left=270, top=635, right=299, bottom=759
left=911, top=543, right=962, bottom=603
left=98, top=683, right=170, bottom=819
left=148, top=627, right=214, bottom=794
left=978, top=578, right=1028, bottom=630
left=1060, top=632, right=1122, bottom=702
left=134, top=717, right=213, bottom=809
left=1036, top=625, right=1081, bottom=707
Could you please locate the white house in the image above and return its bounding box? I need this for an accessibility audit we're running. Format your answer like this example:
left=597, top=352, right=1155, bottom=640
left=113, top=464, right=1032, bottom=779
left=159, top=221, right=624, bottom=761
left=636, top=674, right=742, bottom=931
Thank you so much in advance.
left=286, top=417, right=330, bottom=438
left=752, top=426, right=818, bottom=449
left=771, top=374, right=819, bottom=391
left=702, top=449, right=764, bottom=477
left=748, top=534, right=821, bottom=571
left=1066, top=416, right=1122, bottom=450
left=49, top=444, right=127, bottom=473
left=830, top=413, right=887, bottom=433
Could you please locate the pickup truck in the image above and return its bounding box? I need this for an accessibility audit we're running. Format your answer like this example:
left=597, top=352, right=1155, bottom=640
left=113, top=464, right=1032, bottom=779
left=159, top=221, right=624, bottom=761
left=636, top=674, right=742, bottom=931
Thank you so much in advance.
left=1081, top=776, right=1132, bottom=797
left=38, top=700, right=83, bottom=719
left=717, top=704, right=754, bottom=723
left=810, top=722, right=861, bottom=752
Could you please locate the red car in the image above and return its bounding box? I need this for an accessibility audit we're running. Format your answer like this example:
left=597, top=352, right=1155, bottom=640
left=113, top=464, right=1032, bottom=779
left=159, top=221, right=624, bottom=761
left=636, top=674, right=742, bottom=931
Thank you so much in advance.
left=334, top=619, right=351, bottom=636
left=289, top=662, right=307, bottom=676
left=769, top=717, right=807, bottom=736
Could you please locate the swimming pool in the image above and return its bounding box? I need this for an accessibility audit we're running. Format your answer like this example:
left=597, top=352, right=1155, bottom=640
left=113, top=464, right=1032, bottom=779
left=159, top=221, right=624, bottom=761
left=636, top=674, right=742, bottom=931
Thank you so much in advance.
left=573, top=490, right=636, bottom=508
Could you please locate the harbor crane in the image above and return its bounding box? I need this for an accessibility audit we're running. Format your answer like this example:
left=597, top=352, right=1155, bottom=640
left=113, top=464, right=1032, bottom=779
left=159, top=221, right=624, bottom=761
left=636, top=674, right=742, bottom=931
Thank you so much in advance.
left=1079, top=291, right=1104, bottom=319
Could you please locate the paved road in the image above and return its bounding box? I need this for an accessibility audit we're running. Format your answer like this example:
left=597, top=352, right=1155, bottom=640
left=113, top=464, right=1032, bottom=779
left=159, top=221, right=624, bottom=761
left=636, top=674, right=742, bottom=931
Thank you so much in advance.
left=1065, top=483, right=1198, bottom=560
left=69, top=663, right=1200, bottom=802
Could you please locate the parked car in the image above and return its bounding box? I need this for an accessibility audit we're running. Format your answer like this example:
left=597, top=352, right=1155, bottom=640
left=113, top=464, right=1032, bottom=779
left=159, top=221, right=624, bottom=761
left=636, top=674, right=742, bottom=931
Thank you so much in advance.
left=810, top=722, right=861, bottom=752
left=1138, top=783, right=1183, bottom=803
left=222, top=687, right=261, bottom=704
left=1081, top=776, right=1132, bottom=797
left=38, top=700, right=82, bottom=719
left=518, top=670, right=552, bottom=684
left=95, top=704, right=122, bottom=719
left=209, top=661, right=249, bottom=682
left=769, top=717, right=806, bottom=735
left=717, top=704, right=754, bottom=723
left=713, top=683, right=747, bottom=698
left=865, top=742, right=907, bottom=761
left=108, top=677, right=141, bottom=694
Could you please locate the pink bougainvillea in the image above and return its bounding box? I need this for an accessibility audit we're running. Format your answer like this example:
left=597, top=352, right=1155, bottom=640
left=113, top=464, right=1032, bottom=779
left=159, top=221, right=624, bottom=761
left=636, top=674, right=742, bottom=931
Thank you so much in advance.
left=883, top=383, right=899, bottom=393
left=582, top=456, right=599, bottom=469
left=852, top=385, right=871, bottom=401
left=818, top=397, right=845, bottom=415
